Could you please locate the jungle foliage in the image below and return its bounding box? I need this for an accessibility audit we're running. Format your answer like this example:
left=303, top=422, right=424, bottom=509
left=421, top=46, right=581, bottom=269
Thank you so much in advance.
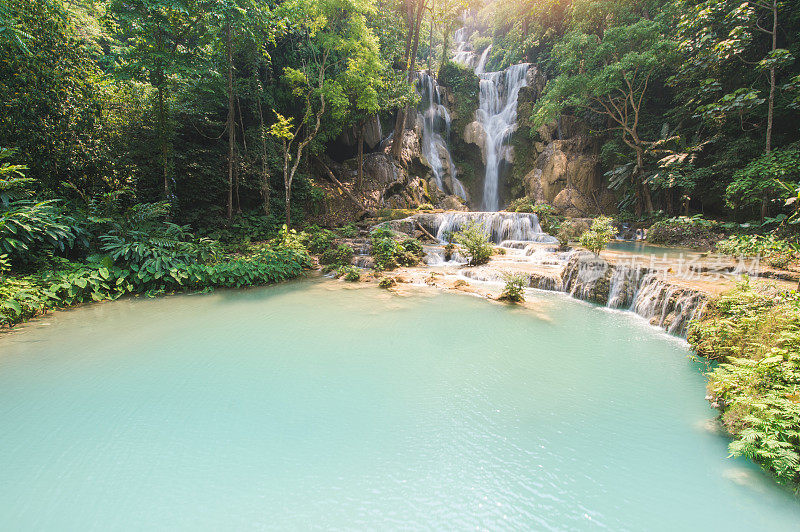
left=689, top=280, right=800, bottom=486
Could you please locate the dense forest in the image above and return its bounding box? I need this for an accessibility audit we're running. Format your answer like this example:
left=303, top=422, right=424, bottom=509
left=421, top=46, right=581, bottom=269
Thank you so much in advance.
left=3, top=0, right=800, bottom=488
left=2, top=0, right=799, bottom=232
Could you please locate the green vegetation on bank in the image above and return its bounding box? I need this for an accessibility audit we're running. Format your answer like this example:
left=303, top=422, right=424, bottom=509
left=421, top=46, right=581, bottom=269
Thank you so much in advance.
left=689, top=280, right=800, bottom=486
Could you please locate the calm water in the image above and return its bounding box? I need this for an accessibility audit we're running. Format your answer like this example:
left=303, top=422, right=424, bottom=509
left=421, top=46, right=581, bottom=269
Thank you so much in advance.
left=1, top=280, right=798, bottom=530
left=607, top=240, right=703, bottom=260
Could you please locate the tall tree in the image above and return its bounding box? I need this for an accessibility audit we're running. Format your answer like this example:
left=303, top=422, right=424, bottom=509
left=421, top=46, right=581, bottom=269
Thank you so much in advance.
left=534, top=20, right=678, bottom=214
left=390, top=0, right=426, bottom=159
left=109, top=0, right=208, bottom=203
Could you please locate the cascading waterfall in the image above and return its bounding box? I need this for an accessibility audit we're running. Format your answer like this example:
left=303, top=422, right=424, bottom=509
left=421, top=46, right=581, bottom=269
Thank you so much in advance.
left=431, top=212, right=558, bottom=244
left=477, top=64, right=529, bottom=211
left=629, top=274, right=707, bottom=336
left=451, top=25, right=530, bottom=211
left=416, top=72, right=467, bottom=200
left=474, top=45, right=491, bottom=74
left=452, top=27, right=476, bottom=69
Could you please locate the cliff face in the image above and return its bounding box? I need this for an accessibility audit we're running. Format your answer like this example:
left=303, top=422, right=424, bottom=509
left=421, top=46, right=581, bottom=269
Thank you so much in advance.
left=522, top=123, right=618, bottom=217
left=513, top=89, right=617, bottom=217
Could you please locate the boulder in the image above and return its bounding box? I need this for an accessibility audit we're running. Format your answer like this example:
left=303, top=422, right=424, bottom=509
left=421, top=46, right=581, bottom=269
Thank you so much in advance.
left=463, top=121, right=487, bottom=164
left=442, top=195, right=469, bottom=211
left=523, top=138, right=608, bottom=216
left=552, top=187, right=596, bottom=218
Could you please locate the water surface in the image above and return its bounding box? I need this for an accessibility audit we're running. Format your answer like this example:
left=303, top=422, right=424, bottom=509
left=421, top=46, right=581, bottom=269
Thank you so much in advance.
left=1, top=280, right=798, bottom=529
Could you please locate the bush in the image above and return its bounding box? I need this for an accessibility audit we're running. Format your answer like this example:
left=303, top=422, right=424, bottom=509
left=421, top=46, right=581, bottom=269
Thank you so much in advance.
left=688, top=281, right=800, bottom=484
left=417, top=203, right=434, bottom=211
left=507, top=197, right=536, bottom=213
left=454, top=219, right=493, bottom=266
left=647, top=215, right=722, bottom=249
left=579, top=216, right=615, bottom=255
left=378, top=276, right=396, bottom=289
left=370, top=228, right=422, bottom=271
left=715, top=234, right=797, bottom=269
left=401, top=238, right=424, bottom=257
left=506, top=200, right=562, bottom=233
left=725, top=145, right=800, bottom=212
left=499, top=272, right=527, bottom=303
left=444, top=242, right=456, bottom=261
left=334, top=265, right=361, bottom=282
left=301, top=227, right=337, bottom=254
left=338, top=223, right=358, bottom=238
left=556, top=219, right=582, bottom=248
left=319, top=244, right=354, bottom=267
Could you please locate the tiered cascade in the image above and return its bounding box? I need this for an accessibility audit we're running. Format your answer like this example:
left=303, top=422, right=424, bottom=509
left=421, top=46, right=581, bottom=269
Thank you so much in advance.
left=452, top=27, right=529, bottom=211
left=416, top=72, right=466, bottom=200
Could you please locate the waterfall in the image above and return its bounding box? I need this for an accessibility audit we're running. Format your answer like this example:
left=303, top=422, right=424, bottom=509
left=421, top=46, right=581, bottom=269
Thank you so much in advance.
left=629, top=273, right=707, bottom=336
left=430, top=212, right=558, bottom=244
left=477, top=64, right=529, bottom=211
left=606, top=265, right=643, bottom=309
left=416, top=72, right=467, bottom=200
left=474, top=45, right=491, bottom=74
left=452, top=27, right=476, bottom=68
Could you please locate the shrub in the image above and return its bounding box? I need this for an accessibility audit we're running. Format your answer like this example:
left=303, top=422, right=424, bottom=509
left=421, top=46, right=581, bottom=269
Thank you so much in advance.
left=647, top=215, right=722, bottom=249
left=532, top=204, right=561, bottom=234
left=0, top=245, right=311, bottom=327
left=417, top=203, right=434, bottom=211
left=302, top=227, right=337, bottom=254
left=506, top=200, right=562, bottom=233
left=579, top=216, right=615, bottom=255
left=444, top=242, right=456, bottom=261
left=401, top=238, right=424, bottom=257
left=334, top=265, right=361, bottom=282
left=378, top=276, right=396, bottom=289
left=688, top=282, right=800, bottom=484
left=715, top=234, right=797, bottom=269
left=370, top=229, right=422, bottom=270
left=454, top=219, right=493, bottom=266
left=725, top=145, right=800, bottom=212
left=499, top=272, right=527, bottom=303
left=556, top=219, right=581, bottom=248
left=338, top=223, right=358, bottom=238
left=319, top=244, right=354, bottom=267
left=507, top=197, right=535, bottom=213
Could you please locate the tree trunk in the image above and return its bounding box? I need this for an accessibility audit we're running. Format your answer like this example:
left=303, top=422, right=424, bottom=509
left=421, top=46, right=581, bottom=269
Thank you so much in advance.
left=357, top=122, right=365, bottom=190
left=428, top=0, right=434, bottom=72
left=226, top=18, right=235, bottom=221
left=390, top=0, right=425, bottom=159
left=766, top=0, right=777, bottom=155
left=634, top=145, right=653, bottom=214
left=257, top=97, right=270, bottom=216
left=284, top=155, right=291, bottom=228
left=158, top=85, right=169, bottom=202
left=761, top=0, right=778, bottom=221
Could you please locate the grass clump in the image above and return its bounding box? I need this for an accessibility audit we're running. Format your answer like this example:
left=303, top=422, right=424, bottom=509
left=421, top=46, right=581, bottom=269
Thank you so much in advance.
left=335, top=265, right=361, bottom=282
left=319, top=244, right=354, bottom=267
left=688, top=280, right=800, bottom=485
